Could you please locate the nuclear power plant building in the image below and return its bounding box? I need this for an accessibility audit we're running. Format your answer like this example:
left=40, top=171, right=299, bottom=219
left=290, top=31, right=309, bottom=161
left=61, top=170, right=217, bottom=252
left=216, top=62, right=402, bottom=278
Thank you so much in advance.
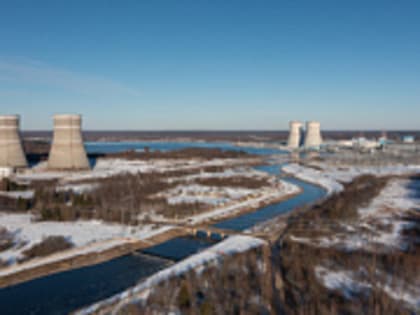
left=304, top=121, right=323, bottom=148
left=48, top=114, right=90, bottom=170
left=0, top=115, right=28, bottom=168
left=287, top=121, right=303, bottom=149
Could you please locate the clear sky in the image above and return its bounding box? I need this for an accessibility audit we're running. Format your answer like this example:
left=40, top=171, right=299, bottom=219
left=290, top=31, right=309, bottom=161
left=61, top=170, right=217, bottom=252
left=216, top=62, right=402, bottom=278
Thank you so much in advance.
left=0, top=0, right=419, bottom=130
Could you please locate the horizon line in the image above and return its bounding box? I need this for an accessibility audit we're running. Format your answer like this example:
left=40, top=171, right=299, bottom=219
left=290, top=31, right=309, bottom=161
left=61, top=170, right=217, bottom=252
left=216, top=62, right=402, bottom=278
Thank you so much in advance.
left=21, top=129, right=420, bottom=133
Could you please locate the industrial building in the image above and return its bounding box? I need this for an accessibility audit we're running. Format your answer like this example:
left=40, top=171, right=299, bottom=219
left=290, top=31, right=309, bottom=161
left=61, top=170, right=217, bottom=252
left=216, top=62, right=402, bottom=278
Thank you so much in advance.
left=0, top=115, right=28, bottom=169
left=48, top=114, right=90, bottom=170
left=402, top=135, right=415, bottom=144
left=304, top=121, right=323, bottom=149
left=287, top=121, right=303, bottom=149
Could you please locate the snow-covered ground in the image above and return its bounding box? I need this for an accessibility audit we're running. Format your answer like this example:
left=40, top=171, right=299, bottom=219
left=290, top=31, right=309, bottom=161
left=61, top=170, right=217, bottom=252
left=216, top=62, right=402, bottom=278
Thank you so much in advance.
left=283, top=163, right=420, bottom=196
left=0, top=213, right=172, bottom=267
left=138, top=180, right=299, bottom=226
left=56, top=183, right=99, bottom=194
left=315, top=265, right=420, bottom=310
left=0, top=238, right=129, bottom=278
left=355, top=178, right=420, bottom=250
left=359, top=179, right=419, bottom=219
left=287, top=173, right=420, bottom=312
left=17, top=157, right=260, bottom=183
left=0, top=175, right=293, bottom=273
left=76, top=235, right=267, bottom=315
left=0, top=223, right=174, bottom=279
left=166, top=167, right=269, bottom=183
left=315, top=265, right=371, bottom=299
left=185, top=180, right=300, bottom=225
left=311, top=162, right=420, bottom=182
left=381, top=280, right=420, bottom=311
left=134, top=178, right=300, bottom=227
left=282, top=164, right=343, bottom=195
left=159, top=184, right=255, bottom=206
left=0, top=190, right=34, bottom=199
left=289, top=178, right=419, bottom=252
left=0, top=157, right=298, bottom=274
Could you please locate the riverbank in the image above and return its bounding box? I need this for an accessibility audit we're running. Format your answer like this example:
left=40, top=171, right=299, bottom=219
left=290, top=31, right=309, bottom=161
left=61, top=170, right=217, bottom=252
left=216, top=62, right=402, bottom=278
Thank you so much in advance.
left=75, top=235, right=268, bottom=315
left=0, top=227, right=185, bottom=289
left=282, top=162, right=420, bottom=195
left=0, top=142, right=300, bottom=314
left=0, top=178, right=300, bottom=289
left=182, top=181, right=301, bottom=226
left=78, top=174, right=419, bottom=315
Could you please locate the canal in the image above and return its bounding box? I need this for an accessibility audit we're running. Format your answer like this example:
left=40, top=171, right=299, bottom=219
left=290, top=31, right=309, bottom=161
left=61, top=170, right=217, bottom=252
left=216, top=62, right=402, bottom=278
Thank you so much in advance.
left=214, top=164, right=325, bottom=231
left=0, top=142, right=326, bottom=314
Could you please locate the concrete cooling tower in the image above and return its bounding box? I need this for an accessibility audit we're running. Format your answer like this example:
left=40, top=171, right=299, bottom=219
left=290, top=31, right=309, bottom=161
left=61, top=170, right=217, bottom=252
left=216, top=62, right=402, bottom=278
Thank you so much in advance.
left=287, top=121, right=303, bottom=148
left=0, top=115, right=27, bottom=168
left=48, top=114, right=90, bottom=170
left=304, top=121, right=323, bottom=148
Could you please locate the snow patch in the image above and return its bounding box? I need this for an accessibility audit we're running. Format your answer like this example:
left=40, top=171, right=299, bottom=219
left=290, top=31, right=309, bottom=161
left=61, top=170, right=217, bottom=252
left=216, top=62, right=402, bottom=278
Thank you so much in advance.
left=0, top=213, right=172, bottom=267
left=162, top=184, right=255, bottom=206
left=315, top=265, right=371, bottom=299
left=56, top=183, right=99, bottom=194
left=185, top=180, right=300, bottom=225
left=316, top=266, right=420, bottom=310
left=0, top=190, right=34, bottom=199
left=282, top=164, right=343, bottom=195
left=359, top=179, right=419, bottom=219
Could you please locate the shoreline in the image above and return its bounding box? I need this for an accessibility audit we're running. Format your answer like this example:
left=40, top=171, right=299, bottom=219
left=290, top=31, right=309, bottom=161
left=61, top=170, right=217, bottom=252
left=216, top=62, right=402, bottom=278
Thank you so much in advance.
left=75, top=235, right=268, bottom=315
left=0, top=227, right=187, bottom=289
left=24, top=137, right=291, bottom=153
left=0, top=183, right=301, bottom=289
left=187, top=185, right=302, bottom=227
left=84, top=138, right=291, bottom=152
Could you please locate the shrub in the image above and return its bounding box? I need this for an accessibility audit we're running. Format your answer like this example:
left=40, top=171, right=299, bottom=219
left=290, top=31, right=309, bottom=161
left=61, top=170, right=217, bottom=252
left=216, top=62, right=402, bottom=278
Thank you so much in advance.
left=0, top=228, right=14, bottom=252
left=22, top=236, right=73, bottom=260
left=178, top=282, right=191, bottom=309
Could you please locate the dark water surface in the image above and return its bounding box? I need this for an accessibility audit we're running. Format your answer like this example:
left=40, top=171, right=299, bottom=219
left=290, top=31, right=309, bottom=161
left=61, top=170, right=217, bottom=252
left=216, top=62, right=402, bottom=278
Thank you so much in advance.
left=141, top=236, right=217, bottom=261
left=0, top=254, right=170, bottom=315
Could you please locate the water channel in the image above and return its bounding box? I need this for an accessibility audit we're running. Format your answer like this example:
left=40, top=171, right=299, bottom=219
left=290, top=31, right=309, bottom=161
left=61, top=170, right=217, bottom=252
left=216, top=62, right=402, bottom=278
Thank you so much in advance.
left=0, top=142, right=326, bottom=314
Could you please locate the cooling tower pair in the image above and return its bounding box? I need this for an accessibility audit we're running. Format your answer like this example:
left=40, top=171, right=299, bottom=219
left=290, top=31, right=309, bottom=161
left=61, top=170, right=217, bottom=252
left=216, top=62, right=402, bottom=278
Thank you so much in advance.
left=287, top=121, right=322, bottom=149
left=0, top=114, right=89, bottom=170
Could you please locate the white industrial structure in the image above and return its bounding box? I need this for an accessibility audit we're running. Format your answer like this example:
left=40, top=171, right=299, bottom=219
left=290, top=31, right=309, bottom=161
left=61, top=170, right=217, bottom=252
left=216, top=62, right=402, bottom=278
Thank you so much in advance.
left=0, top=115, right=27, bottom=169
left=304, top=121, right=323, bottom=149
left=352, top=137, right=379, bottom=150
left=403, top=135, right=415, bottom=144
left=48, top=114, right=90, bottom=170
left=287, top=121, right=303, bottom=149
left=0, top=167, right=14, bottom=179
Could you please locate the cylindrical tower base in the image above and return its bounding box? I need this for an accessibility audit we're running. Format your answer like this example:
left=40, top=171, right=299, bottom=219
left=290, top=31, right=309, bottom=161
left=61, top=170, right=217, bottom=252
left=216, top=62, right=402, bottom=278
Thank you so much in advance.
left=287, top=121, right=303, bottom=149
left=0, top=115, right=27, bottom=168
left=48, top=114, right=90, bottom=170
left=304, top=121, right=323, bottom=149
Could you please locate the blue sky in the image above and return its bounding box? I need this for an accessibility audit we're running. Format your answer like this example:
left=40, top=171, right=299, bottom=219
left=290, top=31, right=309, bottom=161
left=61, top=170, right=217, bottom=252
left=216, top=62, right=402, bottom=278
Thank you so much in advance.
left=0, top=0, right=419, bottom=130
